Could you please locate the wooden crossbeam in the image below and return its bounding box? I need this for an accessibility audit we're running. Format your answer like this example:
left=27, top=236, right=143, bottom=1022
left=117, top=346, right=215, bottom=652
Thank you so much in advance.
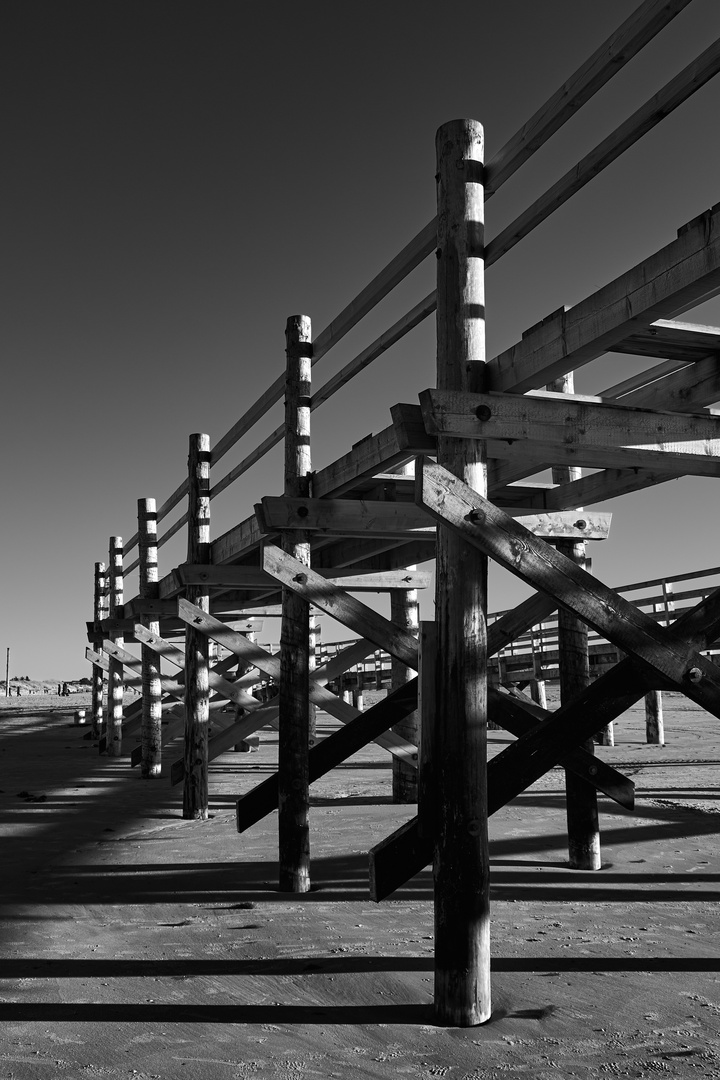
left=421, top=389, right=720, bottom=477
left=257, top=495, right=611, bottom=542
left=236, top=678, right=418, bottom=835
left=176, top=599, right=416, bottom=763
left=262, top=544, right=419, bottom=670
left=256, top=497, right=435, bottom=540
left=487, top=202, right=720, bottom=394
left=174, top=563, right=431, bottom=592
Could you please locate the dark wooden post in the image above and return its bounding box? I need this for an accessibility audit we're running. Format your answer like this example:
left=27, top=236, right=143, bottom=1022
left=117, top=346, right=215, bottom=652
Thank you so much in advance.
left=106, top=537, right=124, bottom=756
left=183, top=434, right=211, bottom=820
left=138, top=498, right=163, bottom=777
left=434, top=118, right=491, bottom=1026
left=91, top=561, right=107, bottom=738
left=549, top=373, right=601, bottom=872
left=278, top=314, right=313, bottom=893
left=417, top=620, right=437, bottom=845
left=645, top=690, right=665, bottom=744
left=391, top=578, right=420, bottom=801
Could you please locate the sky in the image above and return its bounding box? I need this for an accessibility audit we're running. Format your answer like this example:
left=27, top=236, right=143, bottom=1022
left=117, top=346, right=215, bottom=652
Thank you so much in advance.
left=3, top=0, right=720, bottom=678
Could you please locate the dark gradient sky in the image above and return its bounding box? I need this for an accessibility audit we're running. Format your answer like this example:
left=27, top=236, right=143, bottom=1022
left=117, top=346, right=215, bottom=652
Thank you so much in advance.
left=3, top=1, right=720, bottom=677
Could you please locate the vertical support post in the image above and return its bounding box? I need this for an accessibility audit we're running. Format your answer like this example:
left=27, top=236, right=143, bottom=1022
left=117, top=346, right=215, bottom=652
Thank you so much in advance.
left=417, top=620, right=437, bottom=845
left=106, top=536, right=124, bottom=757
left=278, top=314, right=313, bottom=893
left=91, top=562, right=107, bottom=737
left=183, top=434, right=211, bottom=820
left=645, top=690, right=665, bottom=745
left=530, top=626, right=547, bottom=709
left=434, top=118, right=490, bottom=1026
left=549, top=373, right=601, bottom=872
left=390, top=576, right=419, bottom=802
left=138, top=498, right=163, bottom=777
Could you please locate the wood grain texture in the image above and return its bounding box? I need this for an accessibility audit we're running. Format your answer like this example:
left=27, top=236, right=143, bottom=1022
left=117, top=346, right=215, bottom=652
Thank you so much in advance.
left=138, top=498, right=163, bottom=778
left=433, top=118, right=491, bottom=1027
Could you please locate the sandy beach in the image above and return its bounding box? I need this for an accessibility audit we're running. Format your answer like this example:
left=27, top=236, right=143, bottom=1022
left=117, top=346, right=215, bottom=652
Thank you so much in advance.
left=1, top=689, right=719, bottom=1078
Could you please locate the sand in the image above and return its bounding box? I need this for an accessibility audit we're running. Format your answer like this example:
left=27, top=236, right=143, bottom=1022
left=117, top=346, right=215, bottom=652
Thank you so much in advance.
left=1, top=688, right=719, bottom=1078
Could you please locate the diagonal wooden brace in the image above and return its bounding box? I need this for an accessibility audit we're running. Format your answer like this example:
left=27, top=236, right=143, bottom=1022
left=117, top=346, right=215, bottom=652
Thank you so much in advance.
left=416, top=457, right=720, bottom=716
left=262, top=543, right=419, bottom=669
left=370, top=554, right=720, bottom=900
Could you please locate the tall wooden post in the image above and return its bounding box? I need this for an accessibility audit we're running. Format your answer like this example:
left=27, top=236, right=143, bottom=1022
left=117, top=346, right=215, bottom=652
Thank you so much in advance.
left=389, top=462, right=420, bottom=802
left=138, top=498, right=163, bottom=777
left=106, top=537, right=124, bottom=757
left=183, top=434, right=211, bottom=820
left=391, top=576, right=420, bottom=802
left=278, top=314, right=312, bottom=893
left=549, top=373, right=601, bottom=871
left=91, top=561, right=107, bottom=738
left=434, top=118, right=491, bottom=1026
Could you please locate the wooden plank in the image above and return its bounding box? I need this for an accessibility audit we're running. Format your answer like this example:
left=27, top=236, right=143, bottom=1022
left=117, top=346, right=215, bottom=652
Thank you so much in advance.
left=609, top=319, right=720, bottom=363
left=256, top=496, right=435, bottom=539
left=236, top=678, right=418, bottom=835
left=312, top=424, right=413, bottom=500
left=487, top=202, right=720, bottom=394
left=262, top=544, right=418, bottom=669
left=176, top=600, right=417, bottom=762
left=416, top=458, right=720, bottom=716
left=175, top=563, right=431, bottom=592
left=421, top=389, right=720, bottom=473
left=485, top=39, right=720, bottom=270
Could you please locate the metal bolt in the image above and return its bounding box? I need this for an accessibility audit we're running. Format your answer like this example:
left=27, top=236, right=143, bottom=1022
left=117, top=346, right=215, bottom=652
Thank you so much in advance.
left=466, top=508, right=486, bottom=526
left=687, top=667, right=703, bottom=684
left=475, top=405, right=492, bottom=421
left=574, top=519, right=587, bottom=530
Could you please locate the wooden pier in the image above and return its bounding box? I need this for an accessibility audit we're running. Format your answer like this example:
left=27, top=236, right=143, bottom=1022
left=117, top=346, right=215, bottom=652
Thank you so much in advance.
left=86, top=1, right=720, bottom=1025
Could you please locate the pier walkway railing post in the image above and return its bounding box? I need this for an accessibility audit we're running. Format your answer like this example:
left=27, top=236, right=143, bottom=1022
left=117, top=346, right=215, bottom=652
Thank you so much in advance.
left=91, top=561, right=107, bottom=739
left=106, top=536, right=124, bottom=756
left=183, top=434, right=211, bottom=819
left=433, top=117, right=491, bottom=1026
left=278, top=314, right=313, bottom=893
left=138, top=497, right=163, bottom=777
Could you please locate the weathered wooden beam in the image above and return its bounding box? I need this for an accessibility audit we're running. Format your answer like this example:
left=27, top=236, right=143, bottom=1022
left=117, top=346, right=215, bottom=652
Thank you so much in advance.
left=262, top=544, right=418, bottom=670
left=256, top=496, right=436, bottom=540
left=487, top=202, right=720, bottom=394
left=236, top=678, right=418, bottom=835
left=421, top=388, right=720, bottom=476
